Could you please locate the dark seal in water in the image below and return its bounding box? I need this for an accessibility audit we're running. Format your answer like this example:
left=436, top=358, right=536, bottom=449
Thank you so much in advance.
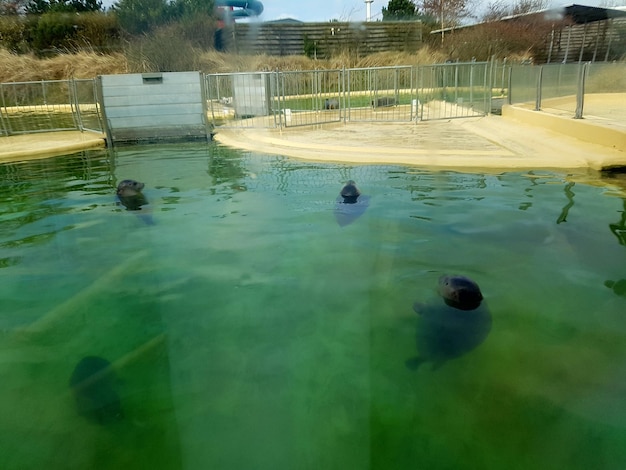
left=406, top=275, right=491, bottom=370
left=116, top=179, right=145, bottom=198
left=117, top=179, right=147, bottom=211
left=339, top=180, right=361, bottom=204
left=335, top=180, right=370, bottom=227
left=69, top=356, right=123, bottom=424
left=116, top=179, right=154, bottom=224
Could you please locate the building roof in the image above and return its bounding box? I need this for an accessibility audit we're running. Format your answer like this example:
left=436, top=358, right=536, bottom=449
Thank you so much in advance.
left=431, top=3, right=626, bottom=34
left=502, top=4, right=626, bottom=24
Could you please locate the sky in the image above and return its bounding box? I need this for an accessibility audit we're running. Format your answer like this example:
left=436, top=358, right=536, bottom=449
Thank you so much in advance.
left=100, top=0, right=623, bottom=21
left=243, top=0, right=614, bottom=23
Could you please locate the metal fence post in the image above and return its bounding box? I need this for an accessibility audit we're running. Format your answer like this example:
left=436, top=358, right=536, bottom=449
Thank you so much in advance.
left=574, top=62, right=587, bottom=119
left=535, top=66, right=543, bottom=111
left=341, top=67, right=346, bottom=124
left=70, top=79, right=84, bottom=132
left=502, top=67, right=513, bottom=105
left=0, top=84, right=9, bottom=136
left=279, top=71, right=284, bottom=130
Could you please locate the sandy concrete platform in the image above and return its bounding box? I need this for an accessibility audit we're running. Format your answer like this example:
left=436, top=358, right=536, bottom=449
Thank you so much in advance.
left=1, top=106, right=624, bottom=172
left=0, top=130, right=106, bottom=163
left=214, top=107, right=626, bottom=172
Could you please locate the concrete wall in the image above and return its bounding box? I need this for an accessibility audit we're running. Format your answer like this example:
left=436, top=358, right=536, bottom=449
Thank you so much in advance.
left=98, top=72, right=209, bottom=143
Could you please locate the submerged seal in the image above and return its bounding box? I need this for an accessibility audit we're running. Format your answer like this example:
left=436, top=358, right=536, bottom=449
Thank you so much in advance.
left=406, top=275, right=491, bottom=370
left=69, top=356, right=123, bottom=424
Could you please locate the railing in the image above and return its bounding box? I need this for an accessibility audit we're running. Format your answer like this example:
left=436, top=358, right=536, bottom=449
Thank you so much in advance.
left=508, top=61, right=626, bottom=121
left=4, top=60, right=623, bottom=139
left=0, top=79, right=103, bottom=136
left=204, top=62, right=493, bottom=129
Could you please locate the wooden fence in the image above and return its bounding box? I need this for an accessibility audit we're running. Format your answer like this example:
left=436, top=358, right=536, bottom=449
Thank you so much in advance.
left=219, top=21, right=424, bottom=58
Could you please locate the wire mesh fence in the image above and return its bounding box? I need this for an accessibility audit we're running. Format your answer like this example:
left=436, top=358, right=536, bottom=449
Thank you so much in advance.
left=0, top=79, right=102, bottom=136
left=3, top=60, right=623, bottom=140
left=205, top=62, right=492, bottom=129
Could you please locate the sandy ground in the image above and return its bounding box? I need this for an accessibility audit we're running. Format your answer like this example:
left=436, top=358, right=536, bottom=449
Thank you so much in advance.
left=0, top=130, right=106, bottom=163
left=214, top=113, right=626, bottom=172
left=1, top=102, right=624, bottom=172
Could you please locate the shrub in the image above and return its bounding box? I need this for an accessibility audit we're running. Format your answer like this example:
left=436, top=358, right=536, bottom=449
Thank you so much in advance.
left=0, top=15, right=28, bottom=53
left=124, top=26, right=201, bottom=72
left=29, top=12, right=79, bottom=52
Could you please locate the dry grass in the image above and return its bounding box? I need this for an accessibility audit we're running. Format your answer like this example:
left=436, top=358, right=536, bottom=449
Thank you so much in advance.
left=1, top=45, right=448, bottom=83
left=196, top=48, right=447, bottom=73
left=0, top=48, right=128, bottom=83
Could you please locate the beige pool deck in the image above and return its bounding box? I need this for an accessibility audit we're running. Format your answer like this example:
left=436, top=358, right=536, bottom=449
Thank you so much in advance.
left=1, top=102, right=625, bottom=171
left=0, top=130, right=106, bottom=163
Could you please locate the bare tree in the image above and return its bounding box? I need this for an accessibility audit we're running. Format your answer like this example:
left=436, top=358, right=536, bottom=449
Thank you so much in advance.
left=511, top=0, right=548, bottom=16
left=482, top=0, right=548, bottom=21
left=420, top=0, right=473, bottom=42
left=0, top=0, right=29, bottom=14
left=482, top=0, right=510, bottom=21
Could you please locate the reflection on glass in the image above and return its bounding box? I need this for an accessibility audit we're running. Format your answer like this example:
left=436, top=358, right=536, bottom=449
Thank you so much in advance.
left=1, top=145, right=626, bottom=469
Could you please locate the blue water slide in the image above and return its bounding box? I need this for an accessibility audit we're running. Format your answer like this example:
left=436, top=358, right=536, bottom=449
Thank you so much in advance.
left=215, top=0, right=264, bottom=18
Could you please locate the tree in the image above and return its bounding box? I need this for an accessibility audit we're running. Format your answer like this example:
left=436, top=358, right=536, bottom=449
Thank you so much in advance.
left=168, top=0, right=214, bottom=19
left=482, top=0, right=547, bottom=21
left=420, top=0, right=472, bottom=41
left=113, top=0, right=168, bottom=34
left=382, top=0, right=419, bottom=21
left=25, top=0, right=102, bottom=13
left=0, top=0, right=29, bottom=14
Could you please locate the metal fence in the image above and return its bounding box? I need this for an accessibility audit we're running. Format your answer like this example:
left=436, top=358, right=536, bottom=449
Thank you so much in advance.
left=508, top=61, right=626, bottom=122
left=203, top=62, right=492, bottom=129
left=0, top=79, right=103, bottom=136
left=3, top=60, right=624, bottom=140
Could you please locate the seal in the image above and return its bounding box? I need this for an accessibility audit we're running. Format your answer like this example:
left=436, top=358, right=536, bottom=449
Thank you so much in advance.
left=340, top=180, right=361, bottom=204
left=324, top=98, right=339, bottom=110
left=335, top=180, right=370, bottom=227
left=69, top=356, right=123, bottom=424
left=438, top=274, right=484, bottom=311
left=116, top=179, right=145, bottom=197
left=406, top=275, right=491, bottom=370
left=116, top=179, right=154, bottom=224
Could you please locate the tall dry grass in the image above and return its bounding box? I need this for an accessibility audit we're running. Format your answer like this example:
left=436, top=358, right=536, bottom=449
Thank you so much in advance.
left=196, top=48, right=447, bottom=73
left=1, top=44, right=448, bottom=83
left=0, top=48, right=128, bottom=83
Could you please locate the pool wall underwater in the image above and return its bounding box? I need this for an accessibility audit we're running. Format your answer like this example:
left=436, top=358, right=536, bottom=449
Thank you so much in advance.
left=1, top=142, right=626, bottom=469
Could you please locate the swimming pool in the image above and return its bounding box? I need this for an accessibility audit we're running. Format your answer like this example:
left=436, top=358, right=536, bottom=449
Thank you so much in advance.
left=1, top=142, right=625, bottom=469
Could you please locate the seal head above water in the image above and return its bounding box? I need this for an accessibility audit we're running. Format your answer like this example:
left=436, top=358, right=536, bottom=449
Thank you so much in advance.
left=116, top=179, right=152, bottom=223
left=116, top=179, right=145, bottom=197
left=340, top=180, right=361, bottom=204
left=438, top=274, right=484, bottom=311
left=407, top=275, right=491, bottom=370
left=335, top=180, right=370, bottom=226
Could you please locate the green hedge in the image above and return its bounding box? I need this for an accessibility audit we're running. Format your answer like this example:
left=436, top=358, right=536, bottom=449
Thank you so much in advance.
left=0, top=12, right=121, bottom=54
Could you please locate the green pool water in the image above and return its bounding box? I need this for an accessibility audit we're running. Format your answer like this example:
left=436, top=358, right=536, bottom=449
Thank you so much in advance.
left=1, top=142, right=625, bottom=469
